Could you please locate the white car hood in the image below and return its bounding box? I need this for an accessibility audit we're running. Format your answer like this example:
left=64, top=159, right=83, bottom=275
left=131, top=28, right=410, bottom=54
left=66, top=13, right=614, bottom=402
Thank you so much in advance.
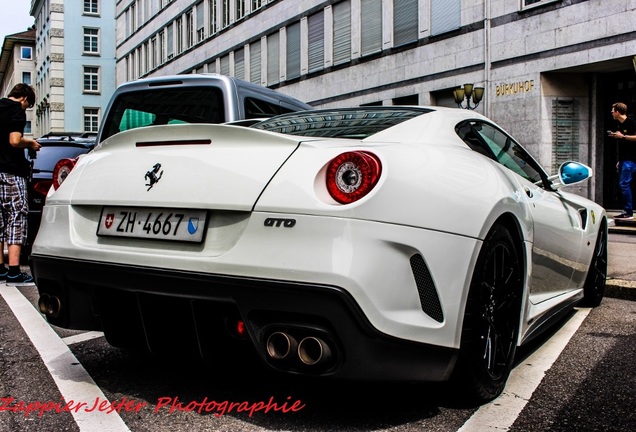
left=48, top=124, right=303, bottom=210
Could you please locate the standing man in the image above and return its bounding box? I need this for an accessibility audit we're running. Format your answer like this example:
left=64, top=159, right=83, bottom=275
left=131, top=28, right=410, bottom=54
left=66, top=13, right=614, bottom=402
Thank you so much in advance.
left=0, top=83, right=40, bottom=285
left=609, top=102, right=636, bottom=220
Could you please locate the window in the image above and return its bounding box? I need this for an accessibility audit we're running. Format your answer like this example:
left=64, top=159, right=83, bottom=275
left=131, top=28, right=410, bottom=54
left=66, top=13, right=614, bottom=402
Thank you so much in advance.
left=333, top=1, right=351, bottom=66
left=159, top=31, right=166, bottom=63
left=222, top=0, right=230, bottom=28
left=176, top=18, right=183, bottom=54
left=196, top=2, right=204, bottom=42
left=84, top=108, right=100, bottom=132
left=101, top=87, right=226, bottom=142
left=234, top=48, right=245, bottom=80
left=151, top=36, right=158, bottom=69
left=83, top=28, right=100, bottom=54
left=361, top=0, right=382, bottom=56
left=286, top=22, right=300, bottom=80
left=83, top=66, right=100, bottom=93
left=186, top=10, right=194, bottom=48
left=308, top=12, right=324, bottom=73
left=393, top=0, right=418, bottom=47
left=24, top=121, right=32, bottom=134
left=210, top=0, right=218, bottom=34
left=522, top=0, right=559, bottom=8
left=84, top=0, right=99, bottom=14
left=22, top=72, right=32, bottom=85
left=267, top=32, right=279, bottom=85
left=220, top=54, right=230, bottom=76
left=236, top=0, right=246, bottom=21
left=167, top=24, right=174, bottom=59
left=393, top=94, right=418, bottom=105
left=21, top=47, right=32, bottom=60
left=250, top=40, right=262, bottom=84
left=252, top=0, right=264, bottom=11
left=431, top=0, right=460, bottom=36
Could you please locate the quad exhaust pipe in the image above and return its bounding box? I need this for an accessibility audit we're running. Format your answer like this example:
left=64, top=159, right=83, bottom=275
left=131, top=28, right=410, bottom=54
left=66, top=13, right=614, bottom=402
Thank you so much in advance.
left=266, top=331, right=298, bottom=360
left=38, top=293, right=62, bottom=318
left=298, top=336, right=331, bottom=366
left=265, top=331, right=333, bottom=367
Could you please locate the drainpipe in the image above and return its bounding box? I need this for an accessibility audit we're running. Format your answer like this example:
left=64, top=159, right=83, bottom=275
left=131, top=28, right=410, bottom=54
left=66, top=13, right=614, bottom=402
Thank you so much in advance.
left=484, top=0, right=491, bottom=117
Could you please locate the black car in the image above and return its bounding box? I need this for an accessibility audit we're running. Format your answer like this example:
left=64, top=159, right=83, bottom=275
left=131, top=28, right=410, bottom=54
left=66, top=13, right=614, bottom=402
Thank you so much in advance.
left=24, top=133, right=96, bottom=259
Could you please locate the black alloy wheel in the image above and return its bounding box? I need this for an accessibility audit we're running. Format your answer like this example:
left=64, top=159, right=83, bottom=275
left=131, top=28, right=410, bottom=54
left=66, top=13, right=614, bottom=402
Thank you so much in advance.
left=581, top=220, right=607, bottom=307
left=452, top=224, right=523, bottom=404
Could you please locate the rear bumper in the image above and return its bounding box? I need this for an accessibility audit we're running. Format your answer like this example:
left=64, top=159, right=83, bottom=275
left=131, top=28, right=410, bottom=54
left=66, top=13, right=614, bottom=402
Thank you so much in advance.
left=31, top=254, right=458, bottom=382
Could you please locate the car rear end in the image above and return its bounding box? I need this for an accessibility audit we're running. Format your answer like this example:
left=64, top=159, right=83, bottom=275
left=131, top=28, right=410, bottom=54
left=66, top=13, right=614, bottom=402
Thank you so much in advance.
left=30, top=109, right=491, bottom=382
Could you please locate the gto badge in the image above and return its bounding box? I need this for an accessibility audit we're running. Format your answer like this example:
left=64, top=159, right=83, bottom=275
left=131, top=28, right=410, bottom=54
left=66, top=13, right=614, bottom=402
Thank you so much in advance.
left=264, top=218, right=296, bottom=228
left=591, top=210, right=596, bottom=224
left=145, top=163, right=163, bottom=191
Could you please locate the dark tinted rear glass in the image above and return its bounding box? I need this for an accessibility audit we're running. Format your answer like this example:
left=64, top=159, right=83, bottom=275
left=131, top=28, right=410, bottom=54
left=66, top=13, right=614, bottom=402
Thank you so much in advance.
left=101, top=87, right=226, bottom=142
left=31, top=145, right=93, bottom=172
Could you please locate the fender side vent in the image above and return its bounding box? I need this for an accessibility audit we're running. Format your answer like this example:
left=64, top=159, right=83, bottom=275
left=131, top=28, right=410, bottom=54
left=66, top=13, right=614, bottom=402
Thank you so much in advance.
left=410, top=254, right=444, bottom=323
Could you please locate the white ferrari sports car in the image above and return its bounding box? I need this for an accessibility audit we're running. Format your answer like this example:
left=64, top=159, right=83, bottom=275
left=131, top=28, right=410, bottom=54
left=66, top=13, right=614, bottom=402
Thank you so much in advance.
left=30, top=106, right=607, bottom=404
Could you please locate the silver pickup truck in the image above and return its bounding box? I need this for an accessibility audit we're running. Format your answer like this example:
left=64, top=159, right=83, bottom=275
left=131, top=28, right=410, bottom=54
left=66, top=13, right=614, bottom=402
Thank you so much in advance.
left=97, top=73, right=312, bottom=144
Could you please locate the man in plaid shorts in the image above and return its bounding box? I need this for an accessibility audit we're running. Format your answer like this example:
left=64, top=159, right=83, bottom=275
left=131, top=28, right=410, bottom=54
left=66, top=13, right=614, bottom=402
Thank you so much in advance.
left=0, top=83, right=40, bottom=285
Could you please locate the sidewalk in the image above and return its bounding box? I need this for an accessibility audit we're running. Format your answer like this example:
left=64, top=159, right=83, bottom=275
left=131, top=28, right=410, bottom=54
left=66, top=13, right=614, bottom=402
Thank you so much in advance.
left=607, top=210, right=636, bottom=302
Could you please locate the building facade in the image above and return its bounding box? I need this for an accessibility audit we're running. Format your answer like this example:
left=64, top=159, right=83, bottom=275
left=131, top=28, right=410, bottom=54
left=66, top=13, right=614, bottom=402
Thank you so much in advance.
left=117, top=0, right=636, bottom=208
left=30, top=0, right=116, bottom=136
left=0, top=29, right=37, bottom=140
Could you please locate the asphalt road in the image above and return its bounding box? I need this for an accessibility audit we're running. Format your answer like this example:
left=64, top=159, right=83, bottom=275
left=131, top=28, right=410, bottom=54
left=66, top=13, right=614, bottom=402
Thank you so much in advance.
left=0, top=235, right=635, bottom=432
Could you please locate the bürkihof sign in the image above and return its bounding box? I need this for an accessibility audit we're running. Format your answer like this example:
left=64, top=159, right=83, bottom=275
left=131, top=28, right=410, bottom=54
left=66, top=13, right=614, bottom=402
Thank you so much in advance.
left=495, top=80, right=535, bottom=97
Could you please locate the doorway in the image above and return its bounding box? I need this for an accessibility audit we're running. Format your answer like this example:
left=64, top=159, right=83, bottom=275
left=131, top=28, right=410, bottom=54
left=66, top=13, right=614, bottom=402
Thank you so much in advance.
left=601, top=70, right=636, bottom=210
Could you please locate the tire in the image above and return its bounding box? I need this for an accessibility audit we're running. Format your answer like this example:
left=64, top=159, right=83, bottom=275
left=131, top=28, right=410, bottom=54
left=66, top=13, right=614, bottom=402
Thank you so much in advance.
left=451, top=224, right=523, bottom=404
left=580, top=220, right=607, bottom=307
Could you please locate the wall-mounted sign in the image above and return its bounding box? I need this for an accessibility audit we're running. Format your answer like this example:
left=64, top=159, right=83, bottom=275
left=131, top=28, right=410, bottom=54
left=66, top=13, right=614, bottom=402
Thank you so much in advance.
left=495, top=80, right=535, bottom=97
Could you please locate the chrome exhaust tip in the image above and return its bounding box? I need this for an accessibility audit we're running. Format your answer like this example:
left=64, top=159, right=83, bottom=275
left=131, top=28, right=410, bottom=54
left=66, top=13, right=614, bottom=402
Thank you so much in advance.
left=266, top=332, right=298, bottom=360
left=298, top=336, right=331, bottom=366
left=38, top=294, right=62, bottom=318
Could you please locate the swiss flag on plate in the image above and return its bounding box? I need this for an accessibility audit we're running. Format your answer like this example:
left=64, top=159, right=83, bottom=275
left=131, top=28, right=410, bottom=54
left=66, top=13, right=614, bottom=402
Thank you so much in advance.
left=104, top=214, right=115, bottom=229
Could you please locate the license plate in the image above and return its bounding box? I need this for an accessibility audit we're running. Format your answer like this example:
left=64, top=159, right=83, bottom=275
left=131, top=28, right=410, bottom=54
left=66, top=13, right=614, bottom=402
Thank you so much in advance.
left=97, top=207, right=207, bottom=242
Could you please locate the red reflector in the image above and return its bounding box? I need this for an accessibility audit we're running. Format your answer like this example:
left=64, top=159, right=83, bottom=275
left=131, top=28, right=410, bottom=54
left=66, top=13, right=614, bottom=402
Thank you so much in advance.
left=33, top=180, right=53, bottom=196
left=326, top=151, right=382, bottom=204
left=52, top=158, right=78, bottom=190
left=236, top=320, right=246, bottom=337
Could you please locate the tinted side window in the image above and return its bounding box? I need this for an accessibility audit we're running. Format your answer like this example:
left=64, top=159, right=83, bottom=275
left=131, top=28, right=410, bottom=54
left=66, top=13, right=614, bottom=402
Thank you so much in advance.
left=101, top=87, right=226, bottom=142
left=244, top=97, right=297, bottom=119
left=458, top=121, right=547, bottom=185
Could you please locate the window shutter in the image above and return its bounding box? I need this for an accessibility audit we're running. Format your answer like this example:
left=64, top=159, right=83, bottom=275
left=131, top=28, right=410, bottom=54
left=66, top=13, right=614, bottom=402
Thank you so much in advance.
left=267, top=32, right=280, bottom=85
left=431, top=0, right=460, bottom=36
left=286, top=23, right=301, bottom=79
left=361, top=0, right=382, bottom=56
left=394, top=0, right=418, bottom=47
left=234, top=48, right=245, bottom=80
left=250, top=41, right=261, bottom=84
left=308, top=12, right=325, bottom=73
left=333, top=1, right=351, bottom=65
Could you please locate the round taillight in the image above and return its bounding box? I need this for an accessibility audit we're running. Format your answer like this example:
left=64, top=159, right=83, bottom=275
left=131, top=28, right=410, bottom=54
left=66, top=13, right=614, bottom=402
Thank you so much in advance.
left=326, top=151, right=382, bottom=204
left=52, top=158, right=78, bottom=190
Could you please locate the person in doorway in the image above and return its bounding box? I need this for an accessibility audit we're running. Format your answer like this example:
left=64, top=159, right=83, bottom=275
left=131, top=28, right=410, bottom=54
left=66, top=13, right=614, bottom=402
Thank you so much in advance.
left=609, top=102, right=636, bottom=220
left=0, top=83, right=40, bottom=285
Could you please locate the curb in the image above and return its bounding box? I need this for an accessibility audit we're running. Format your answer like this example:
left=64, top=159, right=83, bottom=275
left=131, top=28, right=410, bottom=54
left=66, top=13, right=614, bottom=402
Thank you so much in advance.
left=605, top=279, right=636, bottom=302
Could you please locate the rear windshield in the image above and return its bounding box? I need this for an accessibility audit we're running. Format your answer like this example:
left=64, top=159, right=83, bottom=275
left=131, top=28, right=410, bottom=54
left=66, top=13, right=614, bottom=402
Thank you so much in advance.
left=251, top=107, right=432, bottom=139
left=30, top=144, right=93, bottom=172
left=100, top=87, right=226, bottom=142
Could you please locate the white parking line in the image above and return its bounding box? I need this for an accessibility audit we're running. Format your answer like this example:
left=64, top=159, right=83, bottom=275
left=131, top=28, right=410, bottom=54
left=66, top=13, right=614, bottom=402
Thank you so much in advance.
left=1, top=285, right=131, bottom=432
left=63, top=331, right=105, bottom=346
left=458, top=307, right=591, bottom=432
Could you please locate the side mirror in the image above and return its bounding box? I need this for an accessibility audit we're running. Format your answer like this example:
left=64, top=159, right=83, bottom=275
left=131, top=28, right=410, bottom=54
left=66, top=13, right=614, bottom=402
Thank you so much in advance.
left=548, top=161, right=592, bottom=189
